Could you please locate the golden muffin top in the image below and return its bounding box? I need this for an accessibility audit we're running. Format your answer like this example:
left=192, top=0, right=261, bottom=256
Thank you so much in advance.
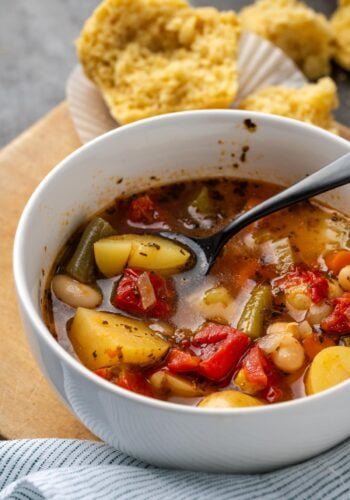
left=77, top=0, right=241, bottom=124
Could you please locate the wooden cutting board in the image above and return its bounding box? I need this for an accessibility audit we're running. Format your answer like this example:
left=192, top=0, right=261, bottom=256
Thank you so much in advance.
left=1, top=103, right=350, bottom=440
left=0, top=103, right=95, bottom=439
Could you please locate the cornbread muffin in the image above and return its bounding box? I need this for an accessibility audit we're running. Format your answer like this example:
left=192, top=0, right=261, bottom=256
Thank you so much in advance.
left=331, top=0, right=350, bottom=70
left=239, top=0, right=332, bottom=80
left=77, top=0, right=241, bottom=124
left=239, top=77, right=339, bottom=133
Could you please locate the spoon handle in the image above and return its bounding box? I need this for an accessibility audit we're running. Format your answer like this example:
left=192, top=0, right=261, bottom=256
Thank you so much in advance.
left=213, top=152, right=350, bottom=259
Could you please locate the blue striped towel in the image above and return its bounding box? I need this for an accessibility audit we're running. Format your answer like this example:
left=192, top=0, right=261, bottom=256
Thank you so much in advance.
left=1, top=439, right=350, bottom=499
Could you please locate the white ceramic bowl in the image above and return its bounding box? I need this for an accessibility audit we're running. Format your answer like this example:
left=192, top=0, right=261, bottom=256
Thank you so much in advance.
left=13, top=111, right=350, bottom=473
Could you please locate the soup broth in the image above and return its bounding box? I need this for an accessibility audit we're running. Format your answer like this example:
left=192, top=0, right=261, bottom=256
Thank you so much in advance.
left=43, top=177, right=350, bottom=408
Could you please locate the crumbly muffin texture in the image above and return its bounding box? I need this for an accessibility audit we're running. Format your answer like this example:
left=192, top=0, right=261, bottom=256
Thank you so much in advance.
left=330, top=0, right=350, bottom=70
left=77, top=0, right=241, bottom=124
left=239, top=77, right=339, bottom=133
left=239, top=0, right=333, bottom=80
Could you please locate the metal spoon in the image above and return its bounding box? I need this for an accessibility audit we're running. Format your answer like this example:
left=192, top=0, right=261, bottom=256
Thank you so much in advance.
left=161, top=152, right=350, bottom=276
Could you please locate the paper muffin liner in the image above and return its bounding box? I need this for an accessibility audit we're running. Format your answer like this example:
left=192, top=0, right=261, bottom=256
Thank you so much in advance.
left=66, top=31, right=307, bottom=144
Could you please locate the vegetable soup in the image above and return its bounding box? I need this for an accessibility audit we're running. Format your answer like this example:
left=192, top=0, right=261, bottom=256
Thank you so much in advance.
left=43, top=177, right=350, bottom=408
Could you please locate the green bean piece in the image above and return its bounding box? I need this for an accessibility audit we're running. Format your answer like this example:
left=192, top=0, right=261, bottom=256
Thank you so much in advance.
left=270, top=237, right=294, bottom=274
left=191, top=186, right=215, bottom=214
left=66, top=217, right=115, bottom=283
left=237, top=284, right=272, bottom=339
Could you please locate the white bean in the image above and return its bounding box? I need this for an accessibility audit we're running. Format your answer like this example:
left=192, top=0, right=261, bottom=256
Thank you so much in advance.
left=272, top=336, right=305, bottom=373
left=267, top=322, right=300, bottom=338
left=306, top=301, right=332, bottom=325
left=52, top=274, right=102, bottom=309
left=338, top=265, right=350, bottom=291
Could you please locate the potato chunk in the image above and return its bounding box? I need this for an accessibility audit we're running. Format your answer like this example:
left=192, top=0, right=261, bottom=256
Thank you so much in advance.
left=305, top=346, right=350, bottom=395
left=198, top=390, right=263, bottom=408
left=94, top=234, right=191, bottom=276
left=94, top=239, right=132, bottom=277
left=69, top=307, right=170, bottom=370
left=149, top=370, right=203, bottom=397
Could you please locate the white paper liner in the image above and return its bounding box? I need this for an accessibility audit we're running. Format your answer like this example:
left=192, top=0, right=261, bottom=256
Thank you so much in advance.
left=66, top=31, right=307, bottom=144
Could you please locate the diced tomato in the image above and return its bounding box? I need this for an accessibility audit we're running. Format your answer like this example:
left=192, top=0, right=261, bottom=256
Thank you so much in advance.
left=112, top=268, right=175, bottom=318
left=116, top=370, right=154, bottom=398
left=321, top=292, right=350, bottom=334
left=128, top=195, right=162, bottom=224
left=310, top=278, right=329, bottom=304
left=191, top=323, right=250, bottom=381
left=167, top=349, right=200, bottom=373
left=94, top=368, right=112, bottom=380
left=166, top=324, right=250, bottom=381
left=239, top=346, right=283, bottom=403
left=192, top=324, right=230, bottom=345
left=241, top=346, right=268, bottom=387
left=302, top=333, right=336, bottom=360
left=274, top=265, right=329, bottom=304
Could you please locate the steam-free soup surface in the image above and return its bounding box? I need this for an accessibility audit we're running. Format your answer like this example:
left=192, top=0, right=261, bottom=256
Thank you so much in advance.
left=43, top=177, right=350, bottom=408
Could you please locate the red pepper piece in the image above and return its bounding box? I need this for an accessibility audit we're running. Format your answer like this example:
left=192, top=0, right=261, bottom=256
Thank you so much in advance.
left=128, top=195, right=162, bottom=224
left=191, top=323, right=250, bottom=381
left=274, top=265, right=329, bottom=304
left=112, top=268, right=175, bottom=319
left=241, top=346, right=283, bottom=403
left=94, top=368, right=112, bottom=380
left=321, top=292, right=350, bottom=334
left=167, top=349, right=200, bottom=373
left=116, top=371, right=154, bottom=398
left=261, top=384, right=283, bottom=404
left=310, top=277, right=329, bottom=304
left=241, top=346, right=268, bottom=387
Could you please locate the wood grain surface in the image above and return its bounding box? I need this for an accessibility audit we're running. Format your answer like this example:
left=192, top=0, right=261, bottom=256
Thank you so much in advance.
left=0, top=102, right=95, bottom=439
left=0, top=104, right=349, bottom=440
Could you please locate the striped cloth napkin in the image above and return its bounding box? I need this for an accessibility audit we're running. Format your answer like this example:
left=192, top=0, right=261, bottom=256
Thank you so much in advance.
left=1, top=439, right=350, bottom=499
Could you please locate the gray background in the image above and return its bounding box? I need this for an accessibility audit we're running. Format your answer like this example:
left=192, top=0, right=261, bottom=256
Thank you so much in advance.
left=0, top=0, right=349, bottom=148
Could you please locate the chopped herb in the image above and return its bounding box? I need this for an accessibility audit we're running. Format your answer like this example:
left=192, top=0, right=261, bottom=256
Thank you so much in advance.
left=146, top=243, right=161, bottom=249
left=240, top=146, right=249, bottom=162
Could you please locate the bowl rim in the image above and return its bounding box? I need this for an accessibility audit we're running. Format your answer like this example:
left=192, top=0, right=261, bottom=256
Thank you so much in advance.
left=13, top=109, right=350, bottom=416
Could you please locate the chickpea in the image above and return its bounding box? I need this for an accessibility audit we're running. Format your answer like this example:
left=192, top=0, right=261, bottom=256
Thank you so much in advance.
left=52, top=274, right=102, bottom=309
left=272, top=336, right=305, bottom=373
left=306, top=301, right=332, bottom=325
left=267, top=322, right=300, bottom=338
left=338, top=265, right=350, bottom=291
left=266, top=321, right=312, bottom=343
left=286, top=286, right=311, bottom=311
